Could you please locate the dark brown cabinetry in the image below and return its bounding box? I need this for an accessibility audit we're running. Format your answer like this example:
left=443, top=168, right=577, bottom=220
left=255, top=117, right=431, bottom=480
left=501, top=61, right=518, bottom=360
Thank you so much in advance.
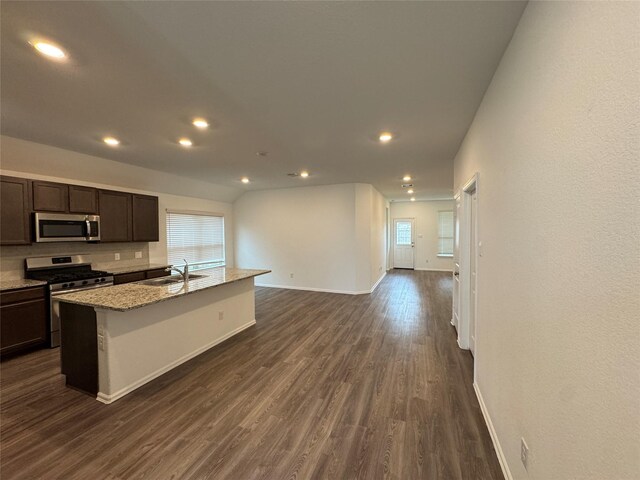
left=113, top=268, right=169, bottom=285
left=132, top=194, right=159, bottom=242
left=32, top=181, right=69, bottom=212
left=69, top=185, right=98, bottom=214
left=98, top=190, right=132, bottom=242
left=0, top=176, right=31, bottom=245
left=113, top=271, right=145, bottom=285
left=0, top=286, right=48, bottom=356
left=0, top=175, right=159, bottom=244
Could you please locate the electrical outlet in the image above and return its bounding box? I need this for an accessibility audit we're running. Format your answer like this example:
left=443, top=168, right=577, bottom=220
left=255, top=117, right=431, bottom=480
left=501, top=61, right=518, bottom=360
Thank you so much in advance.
left=114, top=253, right=120, bottom=261
left=135, top=251, right=142, bottom=259
left=218, top=311, right=224, bottom=321
left=290, top=273, right=294, bottom=278
left=521, top=438, right=529, bottom=470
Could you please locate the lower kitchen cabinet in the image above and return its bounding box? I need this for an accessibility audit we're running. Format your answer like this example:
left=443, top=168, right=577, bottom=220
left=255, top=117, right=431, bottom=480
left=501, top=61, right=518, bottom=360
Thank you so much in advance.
left=113, top=267, right=169, bottom=285
left=0, top=286, right=48, bottom=356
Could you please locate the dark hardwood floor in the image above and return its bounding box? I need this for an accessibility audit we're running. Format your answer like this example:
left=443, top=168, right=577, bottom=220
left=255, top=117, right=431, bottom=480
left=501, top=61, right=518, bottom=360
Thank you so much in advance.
left=0, top=270, right=502, bottom=479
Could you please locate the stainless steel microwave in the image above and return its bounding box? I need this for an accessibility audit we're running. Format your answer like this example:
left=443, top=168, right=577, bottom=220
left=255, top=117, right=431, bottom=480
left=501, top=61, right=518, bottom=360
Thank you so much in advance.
left=34, top=213, right=100, bottom=242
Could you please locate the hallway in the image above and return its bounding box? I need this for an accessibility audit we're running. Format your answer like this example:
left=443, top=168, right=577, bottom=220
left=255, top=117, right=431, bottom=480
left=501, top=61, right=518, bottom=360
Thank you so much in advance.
left=1, top=270, right=502, bottom=479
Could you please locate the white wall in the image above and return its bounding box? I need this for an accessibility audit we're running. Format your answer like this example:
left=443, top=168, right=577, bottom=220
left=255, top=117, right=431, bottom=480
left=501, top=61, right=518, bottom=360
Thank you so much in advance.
left=234, top=183, right=387, bottom=294
left=453, top=2, right=640, bottom=480
left=0, top=137, right=236, bottom=276
left=390, top=200, right=454, bottom=271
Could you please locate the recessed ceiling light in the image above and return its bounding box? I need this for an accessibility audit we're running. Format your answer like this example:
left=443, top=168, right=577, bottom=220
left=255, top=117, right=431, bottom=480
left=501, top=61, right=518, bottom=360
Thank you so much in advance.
left=407, top=189, right=414, bottom=194
left=379, top=132, right=393, bottom=143
left=403, top=175, right=412, bottom=182
left=103, top=137, right=120, bottom=146
left=178, top=138, right=193, bottom=147
left=410, top=197, right=416, bottom=202
left=31, top=41, right=66, bottom=59
left=300, top=171, right=309, bottom=178
left=241, top=177, right=250, bottom=184
left=192, top=118, right=209, bottom=129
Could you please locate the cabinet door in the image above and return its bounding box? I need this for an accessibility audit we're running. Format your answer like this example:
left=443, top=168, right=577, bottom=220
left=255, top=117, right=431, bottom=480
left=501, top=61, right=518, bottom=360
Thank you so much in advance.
left=32, top=181, right=69, bottom=212
left=69, top=185, right=98, bottom=214
left=0, top=298, right=47, bottom=356
left=0, top=176, right=31, bottom=245
left=132, top=194, right=159, bottom=242
left=113, top=271, right=146, bottom=285
left=98, top=190, right=132, bottom=242
left=146, top=268, right=169, bottom=279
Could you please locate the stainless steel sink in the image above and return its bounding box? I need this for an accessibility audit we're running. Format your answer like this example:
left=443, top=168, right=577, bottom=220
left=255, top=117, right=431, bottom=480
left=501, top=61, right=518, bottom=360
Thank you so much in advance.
left=140, top=274, right=208, bottom=286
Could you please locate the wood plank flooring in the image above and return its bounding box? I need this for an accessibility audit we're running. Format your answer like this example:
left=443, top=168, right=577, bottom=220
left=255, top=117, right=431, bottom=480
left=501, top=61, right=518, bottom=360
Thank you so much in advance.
left=0, top=270, right=503, bottom=479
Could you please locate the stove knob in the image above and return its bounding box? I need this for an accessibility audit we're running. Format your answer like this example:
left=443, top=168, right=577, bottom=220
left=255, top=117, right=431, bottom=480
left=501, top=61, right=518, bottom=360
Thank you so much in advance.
left=69, top=282, right=75, bottom=287
left=62, top=283, right=68, bottom=289
left=101, top=278, right=106, bottom=282
left=82, top=280, right=88, bottom=285
left=94, top=279, right=100, bottom=283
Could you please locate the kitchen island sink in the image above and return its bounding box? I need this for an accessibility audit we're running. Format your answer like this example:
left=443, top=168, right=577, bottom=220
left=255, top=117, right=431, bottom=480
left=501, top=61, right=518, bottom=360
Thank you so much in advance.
left=140, top=273, right=208, bottom=286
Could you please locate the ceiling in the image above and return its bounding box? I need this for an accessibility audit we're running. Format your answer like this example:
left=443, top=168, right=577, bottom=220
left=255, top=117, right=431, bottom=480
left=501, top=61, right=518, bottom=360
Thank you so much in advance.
left=1, top=1, right=526, bottom=201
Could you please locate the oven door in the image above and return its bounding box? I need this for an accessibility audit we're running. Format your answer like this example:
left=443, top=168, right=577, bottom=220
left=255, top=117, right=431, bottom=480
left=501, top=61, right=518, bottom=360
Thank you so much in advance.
left=35, top=213, right=99, bottom=242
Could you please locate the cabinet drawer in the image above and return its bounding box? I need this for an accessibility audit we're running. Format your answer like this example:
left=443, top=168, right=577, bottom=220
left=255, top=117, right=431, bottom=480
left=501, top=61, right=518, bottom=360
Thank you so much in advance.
left=1, top=286, right=46, bottom=306
left=113, top=271, right=146, bottom=285
left=145, top=268, right=169, bottom=279
left=0, top=298, right=48, bottom=355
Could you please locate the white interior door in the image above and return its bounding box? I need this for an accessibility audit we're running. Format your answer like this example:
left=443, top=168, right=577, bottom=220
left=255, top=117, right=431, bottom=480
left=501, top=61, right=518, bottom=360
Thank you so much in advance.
left=452, top=195, right=461, bottom=329
left=469, top=190, right=477, bottom=354
left=393, top=218, right=414, bottom=269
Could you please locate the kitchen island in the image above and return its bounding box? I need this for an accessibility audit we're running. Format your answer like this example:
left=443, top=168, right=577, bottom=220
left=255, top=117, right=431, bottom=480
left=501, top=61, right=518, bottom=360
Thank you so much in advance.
left=56, top=267, right=269, bottom=403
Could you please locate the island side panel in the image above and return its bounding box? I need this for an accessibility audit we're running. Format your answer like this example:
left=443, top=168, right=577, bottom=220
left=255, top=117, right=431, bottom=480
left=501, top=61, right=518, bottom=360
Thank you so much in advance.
left=97, top=277, right=256, bottom=403
left=59, top=302, right=99, bottom=395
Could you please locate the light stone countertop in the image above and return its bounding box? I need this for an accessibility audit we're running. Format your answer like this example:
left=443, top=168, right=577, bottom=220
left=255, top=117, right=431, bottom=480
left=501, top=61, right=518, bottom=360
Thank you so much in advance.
left=104, top=263, right=171, bottom=275
left=55, top=267, right=270, bottom=312
left=0, top=278, right=48, bottom=292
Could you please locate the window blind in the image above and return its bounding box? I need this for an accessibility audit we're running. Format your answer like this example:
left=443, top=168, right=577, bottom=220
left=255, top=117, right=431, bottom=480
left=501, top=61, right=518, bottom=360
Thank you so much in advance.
left=166, top=211, right=225, bottom=269
left=438, top=211, right=454, bottom=255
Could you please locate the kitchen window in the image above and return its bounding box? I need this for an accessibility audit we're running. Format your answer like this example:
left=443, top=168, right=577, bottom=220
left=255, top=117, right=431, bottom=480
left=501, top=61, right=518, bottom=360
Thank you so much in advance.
left=438, top=210, right=454, bottom=257
left=166, top=210, right=225, bottom=270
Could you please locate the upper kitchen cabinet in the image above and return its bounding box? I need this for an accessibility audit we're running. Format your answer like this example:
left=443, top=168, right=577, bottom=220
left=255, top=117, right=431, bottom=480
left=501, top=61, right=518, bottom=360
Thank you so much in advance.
left=32, top=181, right=68, bottom=212
left=69, top=185, right=98, bottom=214
left=98, top=190, right=132, bottom=242
left=132, top=194, right=159, bottom=242
left=0, top=176, right=31, bottom=245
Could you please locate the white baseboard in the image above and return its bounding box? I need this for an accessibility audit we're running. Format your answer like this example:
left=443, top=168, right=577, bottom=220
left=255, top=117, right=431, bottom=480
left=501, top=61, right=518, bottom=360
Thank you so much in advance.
left=370, top=271, right=386, bottom=293
left=414, top=267, right=454, bottom=272
left=256, top=272, right=386, bottom=296
left=96, top=320, right=257, bottom=404
left=473, top=382, right=513, bottom=480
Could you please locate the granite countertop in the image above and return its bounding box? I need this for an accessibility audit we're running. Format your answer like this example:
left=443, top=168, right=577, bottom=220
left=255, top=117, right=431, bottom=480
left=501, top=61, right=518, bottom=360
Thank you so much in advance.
left=0, top=278, right=48, bottom=292
left=56, top=267, right=270, bottom=312
left=104, top=263, right=172, bottom=275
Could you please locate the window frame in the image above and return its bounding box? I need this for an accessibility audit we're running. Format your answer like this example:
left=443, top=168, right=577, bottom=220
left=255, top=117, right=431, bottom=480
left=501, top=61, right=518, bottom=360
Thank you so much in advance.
left=437, top=210, right=454, bottom=257
left=165, top=209, right=226, bottom=270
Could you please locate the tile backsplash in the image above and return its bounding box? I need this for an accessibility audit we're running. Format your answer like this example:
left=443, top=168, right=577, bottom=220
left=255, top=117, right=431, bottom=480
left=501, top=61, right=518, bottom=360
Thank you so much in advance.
left=0, top=242, right=151, bottom=280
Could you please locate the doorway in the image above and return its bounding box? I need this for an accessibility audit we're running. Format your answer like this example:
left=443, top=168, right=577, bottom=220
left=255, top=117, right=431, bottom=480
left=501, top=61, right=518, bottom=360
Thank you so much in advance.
left=393, top=218, right=415, bottom=269
left=452, top=174, right=478, bottom=357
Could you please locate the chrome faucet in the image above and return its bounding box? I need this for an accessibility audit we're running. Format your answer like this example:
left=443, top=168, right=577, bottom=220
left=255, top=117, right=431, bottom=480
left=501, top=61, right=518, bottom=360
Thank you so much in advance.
left=166, top=259, right=189, bottom=282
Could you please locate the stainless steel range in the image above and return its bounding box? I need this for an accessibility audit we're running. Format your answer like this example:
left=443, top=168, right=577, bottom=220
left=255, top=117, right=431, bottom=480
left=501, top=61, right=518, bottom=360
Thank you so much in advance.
left=25, top=255, right=113, bottom=347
